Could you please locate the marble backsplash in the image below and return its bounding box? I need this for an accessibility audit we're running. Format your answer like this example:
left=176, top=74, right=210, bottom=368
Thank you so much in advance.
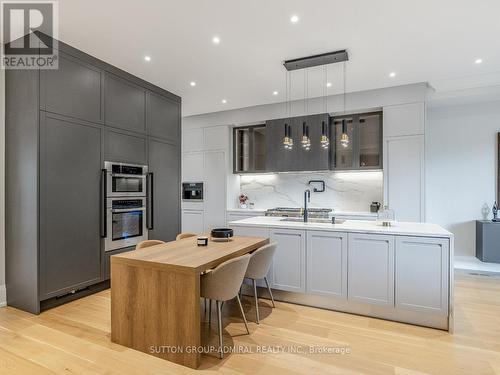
left=238, top=171, right=383, bottom=212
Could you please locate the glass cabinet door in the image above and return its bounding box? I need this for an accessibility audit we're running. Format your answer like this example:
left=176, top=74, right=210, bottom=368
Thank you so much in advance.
left=358, top=112, right=382, bottom=168
left=233, top=125, right=267, bottom=173
left=333, top=116, right=355, bottom=169
left=331, top=111, right=382, bottom=170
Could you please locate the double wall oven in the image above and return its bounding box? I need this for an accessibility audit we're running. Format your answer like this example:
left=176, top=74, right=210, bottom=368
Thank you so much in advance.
left=102, top=162, right=152, bottom=251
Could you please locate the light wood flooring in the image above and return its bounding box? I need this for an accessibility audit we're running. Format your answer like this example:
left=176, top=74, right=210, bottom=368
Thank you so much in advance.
left=1, top=271, right=500, bottom=374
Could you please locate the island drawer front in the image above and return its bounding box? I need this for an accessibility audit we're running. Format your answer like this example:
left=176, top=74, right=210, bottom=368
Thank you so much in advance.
left=270, top=228, right=306, bottom=293
left=306, top=231, right=348, bottom=299
left=347, top=233, right=395, bottom=307
left=395, top=236, right=449, bottom=315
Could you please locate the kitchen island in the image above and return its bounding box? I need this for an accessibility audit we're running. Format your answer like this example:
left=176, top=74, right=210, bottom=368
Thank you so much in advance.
left=110, top=235, right=268, bottom=368
left=229, top=217, right=454, bottom=331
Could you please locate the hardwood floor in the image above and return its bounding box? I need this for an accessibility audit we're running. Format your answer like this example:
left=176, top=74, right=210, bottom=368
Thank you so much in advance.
left=1, top=271, right=500, bottom=374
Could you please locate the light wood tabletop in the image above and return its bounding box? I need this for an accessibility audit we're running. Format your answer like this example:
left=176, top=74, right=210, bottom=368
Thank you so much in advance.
left=111, top=235, right=269, bottom=369
left=112, top=235, right=269, bottom=274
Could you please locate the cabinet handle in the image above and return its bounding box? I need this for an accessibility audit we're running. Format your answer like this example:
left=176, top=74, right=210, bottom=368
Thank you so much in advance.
left=147, top=172, right=154, bottom=230
left=100, top=169, right=107, bottom=238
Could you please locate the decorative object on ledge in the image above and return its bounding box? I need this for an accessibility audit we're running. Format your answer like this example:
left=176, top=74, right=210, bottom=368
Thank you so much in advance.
left=497, top=133, right=500, bottom=203
left=493, top=201, right=499, bottom=222
left=238, top=193, right=249, bottom=209
left=370, top=201, right=381, bottom=213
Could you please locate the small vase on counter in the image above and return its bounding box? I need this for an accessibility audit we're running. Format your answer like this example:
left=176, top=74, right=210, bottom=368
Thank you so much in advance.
left=493, top=202, right=499, bottom=222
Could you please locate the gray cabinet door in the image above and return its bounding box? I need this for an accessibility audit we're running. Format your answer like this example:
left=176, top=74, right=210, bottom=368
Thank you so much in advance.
left=148, top=139, right=180, bottom=241
left=105, top=130, right=147, bottom=164
left=39, top=113, right=102, bottom=300
left=306, top=231, right=347, bottom=299
left=269, top=228, right=306, bottom=293
left=348, top=233, right=395, bottom=307
left=265, top=114, right=329, bottom=172
left=395, top=236, right=449, bottom=315
left=40, top=52, right=102, bottom=123
left=147, top=91, right=180, bottom=143
left=265, top=118, right=288, bottom=172
left=104, top=73, right=146, bottom=133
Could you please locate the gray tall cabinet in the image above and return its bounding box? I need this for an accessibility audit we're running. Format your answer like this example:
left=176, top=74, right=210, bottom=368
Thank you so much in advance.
left=5, top=36, right=181, bottom=314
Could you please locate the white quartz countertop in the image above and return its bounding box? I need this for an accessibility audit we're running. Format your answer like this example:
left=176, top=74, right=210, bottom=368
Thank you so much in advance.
left=228, top=216, right=453, bottom=238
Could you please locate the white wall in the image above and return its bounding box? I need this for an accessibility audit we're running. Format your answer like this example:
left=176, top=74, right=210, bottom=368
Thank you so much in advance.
left=0, top=68, right=5, bottom=306
left=427, top=100, right=500, bottom=256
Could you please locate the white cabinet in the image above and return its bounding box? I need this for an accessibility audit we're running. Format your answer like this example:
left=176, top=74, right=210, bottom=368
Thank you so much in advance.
left=270, top=228, right=306, bottom=293
left=204, top=126, right=228, bottom=151
left=181, top=209, right=204, bottom=234
left=384, top=135, right=424, bottom=222
left=230, top=225, right=270, bottom=239
left=203, top=151, right=227, bottom=231
left=395, top=236, right=449, bottom=315
left=182, top=152, right=203, bottom=182
left=227, top=210, right=265, bottom=223
left=383, top=103, right=425, bottom=137
left=348, top=233, right=395, bottom=307
left=182, top=128, right=204, bottom=152
left=306, top=231, right=347, bottom=299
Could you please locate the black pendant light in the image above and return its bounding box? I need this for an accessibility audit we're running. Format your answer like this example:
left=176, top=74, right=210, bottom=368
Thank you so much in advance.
left=320, top=120, right=330, bottom=149
left=339, top=62, right=350, bottom=148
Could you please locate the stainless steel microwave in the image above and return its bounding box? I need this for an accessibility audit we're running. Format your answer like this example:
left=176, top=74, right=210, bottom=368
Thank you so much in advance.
left=104, top=161, right=148, bottom=197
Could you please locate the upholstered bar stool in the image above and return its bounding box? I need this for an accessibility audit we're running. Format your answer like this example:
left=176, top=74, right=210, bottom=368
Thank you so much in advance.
left=135, top=240, right=165, bottom=250
left=201, top=254, right=251, bottom=359
left=244, top=242, right=277, bottom=324
left=176, top=232, right=197, bottom=240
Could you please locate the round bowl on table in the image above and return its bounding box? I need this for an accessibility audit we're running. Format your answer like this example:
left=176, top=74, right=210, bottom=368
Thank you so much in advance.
left=210, top=228, right=234, bottom=242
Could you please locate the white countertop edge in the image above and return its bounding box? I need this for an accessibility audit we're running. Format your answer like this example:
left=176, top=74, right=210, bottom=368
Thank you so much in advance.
left=228, top=217, right=454, bottom=239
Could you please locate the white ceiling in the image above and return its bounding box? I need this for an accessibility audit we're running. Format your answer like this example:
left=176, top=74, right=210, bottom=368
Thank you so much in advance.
left=58, top=0, right=500, bottom=116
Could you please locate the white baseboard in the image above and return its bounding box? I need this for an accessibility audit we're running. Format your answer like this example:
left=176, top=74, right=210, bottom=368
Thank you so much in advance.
left=0, top=284, right=5, bottom=307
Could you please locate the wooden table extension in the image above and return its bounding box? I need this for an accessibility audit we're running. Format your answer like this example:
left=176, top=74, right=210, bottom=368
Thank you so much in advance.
left=110, top=235, right=269, bottom=368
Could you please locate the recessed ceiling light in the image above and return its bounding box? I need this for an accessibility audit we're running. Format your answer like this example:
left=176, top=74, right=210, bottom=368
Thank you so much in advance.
left=144, top=56, right=151, bottom=62
left=190, top=81, right=196, bottom=87
left=389, top=72, right=396, bottom=78
left=475, top=58, right=483, bottom=64
left=222, top=99, right=227, bottom=104
left=290, top=15, right=299, bottom=23
left=212, top=36, right=220, bottom=44
left=273, top=91, right=279, bottom=96
left=326, top=82, right=332, bottom=88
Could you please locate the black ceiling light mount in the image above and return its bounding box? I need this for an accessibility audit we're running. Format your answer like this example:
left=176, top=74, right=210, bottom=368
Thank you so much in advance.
left=283, top=49, right=349, bottom=71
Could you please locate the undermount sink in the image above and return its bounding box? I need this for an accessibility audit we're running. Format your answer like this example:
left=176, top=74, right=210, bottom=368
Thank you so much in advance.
left=280, top=217, right=346, bottom=224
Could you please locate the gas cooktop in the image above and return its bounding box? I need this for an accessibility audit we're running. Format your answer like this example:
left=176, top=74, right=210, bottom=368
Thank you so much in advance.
left=265, top=207, right=332, bottom=219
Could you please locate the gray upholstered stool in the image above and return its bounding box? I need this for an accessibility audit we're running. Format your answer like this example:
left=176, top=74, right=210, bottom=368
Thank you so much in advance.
left=201, top=254, right=251, bottom=359
left=243, top=242, right=277, bottom=324
left=175, top=232, right=197, bottom=240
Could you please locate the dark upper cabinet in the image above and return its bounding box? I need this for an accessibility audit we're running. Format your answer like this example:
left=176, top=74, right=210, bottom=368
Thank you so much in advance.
left=147, top=91, right=180, bottom=143
left=105, top=130, right=147, bottom=165
left=148, top=139, right=180, bottom=242
left=265, top=114, right=330, bottom=172
left=39, top=113, right=102, bottom=300
left=331, top=111, right=382, bottom=170
left=40, top=52, right=102, bottom=123
left=104, top=73, right=146, bottom=133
